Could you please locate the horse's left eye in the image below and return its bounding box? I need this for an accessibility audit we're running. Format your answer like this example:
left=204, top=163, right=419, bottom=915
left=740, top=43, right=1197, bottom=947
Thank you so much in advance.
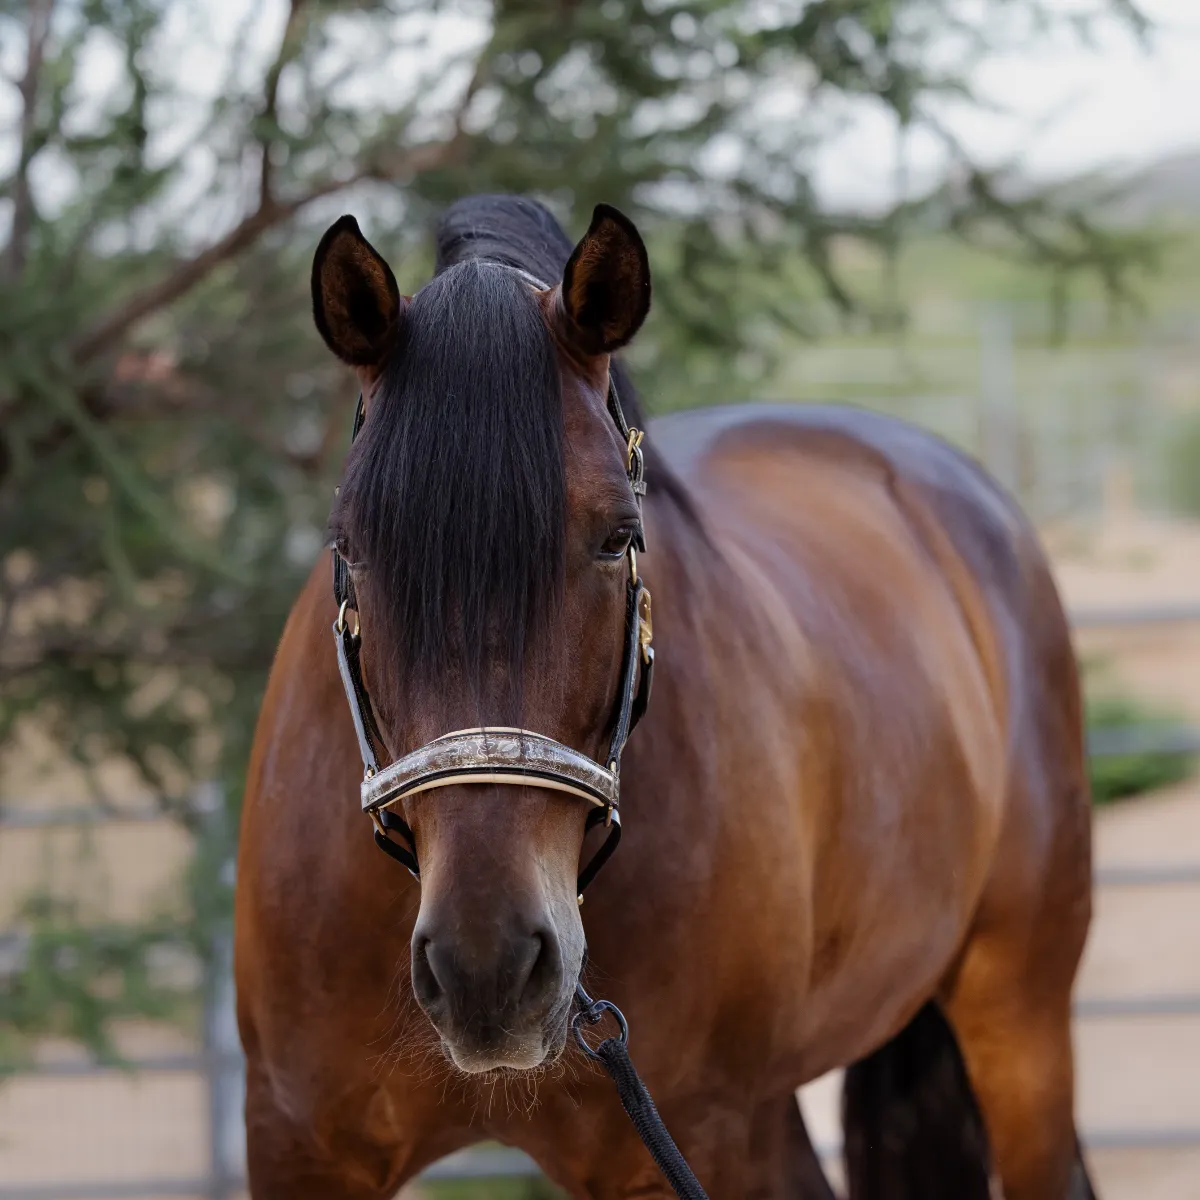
left=333, top=534, right=362, bottom=568
left=599, top=526, right=636, bottom=560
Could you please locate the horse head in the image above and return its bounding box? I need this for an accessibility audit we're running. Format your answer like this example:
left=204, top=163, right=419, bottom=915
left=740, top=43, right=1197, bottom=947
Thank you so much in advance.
left=311, top=201, right=651, bottom=1072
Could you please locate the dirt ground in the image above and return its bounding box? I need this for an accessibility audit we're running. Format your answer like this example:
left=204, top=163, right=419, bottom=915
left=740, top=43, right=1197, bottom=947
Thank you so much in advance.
left=1050, top=515, right=1200, bottom=720
left=2, top=514, right=1199, bottom=1197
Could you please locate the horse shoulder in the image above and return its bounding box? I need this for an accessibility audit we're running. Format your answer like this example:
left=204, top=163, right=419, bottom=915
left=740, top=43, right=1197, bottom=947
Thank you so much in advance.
left=235, top=559, right=414, bottom=1095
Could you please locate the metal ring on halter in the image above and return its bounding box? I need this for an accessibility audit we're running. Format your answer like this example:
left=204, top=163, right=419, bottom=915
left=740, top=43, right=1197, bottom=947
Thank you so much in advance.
left=335, top=599, right=359, bottom=638
left=626, top=427, right=644, bottom=467
left=572, top=980, right=630, bottom=1060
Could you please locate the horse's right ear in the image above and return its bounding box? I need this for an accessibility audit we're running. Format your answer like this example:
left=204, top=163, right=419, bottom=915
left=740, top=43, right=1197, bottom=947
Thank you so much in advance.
left=311, top=216, right=404, bottom=368
left=555, top=204, right=651, bottom=356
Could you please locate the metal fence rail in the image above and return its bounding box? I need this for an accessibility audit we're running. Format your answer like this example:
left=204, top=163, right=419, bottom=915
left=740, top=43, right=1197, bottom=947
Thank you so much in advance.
left=1072, top=602, right=1200, bottom=630
left=0, top=1183, right=221, bottom=1200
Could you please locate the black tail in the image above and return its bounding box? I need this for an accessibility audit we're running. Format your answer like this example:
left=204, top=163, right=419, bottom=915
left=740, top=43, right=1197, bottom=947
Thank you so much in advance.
left=1069, top=1135, right=1100, bottom=1199
left=842, top=1001, right=1099, bottom=1199
left=841, top=1001, right=991, bottom=1200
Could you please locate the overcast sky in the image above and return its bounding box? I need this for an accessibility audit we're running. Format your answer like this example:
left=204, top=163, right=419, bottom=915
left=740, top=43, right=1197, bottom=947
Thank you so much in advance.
left=181, top=0, right=1200, bottom=209
left=3, top=0, right=1199, bottom=217
left=813, top=0, right=1200, bottom=206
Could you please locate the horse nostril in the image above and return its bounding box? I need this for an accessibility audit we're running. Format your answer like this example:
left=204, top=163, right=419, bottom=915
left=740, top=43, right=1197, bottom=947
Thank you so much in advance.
left=411, top=923, right=564, bottom=1025
left=411, top=934, right=443, bottom=1009
left=519, top=929, right=562, bottom=1010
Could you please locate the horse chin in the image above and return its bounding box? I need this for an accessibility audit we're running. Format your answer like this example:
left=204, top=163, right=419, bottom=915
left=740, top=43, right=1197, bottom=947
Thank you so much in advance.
left=439, top=1008, right=572, bottom=1076
left=442, top=1034, right=551, bottom=1075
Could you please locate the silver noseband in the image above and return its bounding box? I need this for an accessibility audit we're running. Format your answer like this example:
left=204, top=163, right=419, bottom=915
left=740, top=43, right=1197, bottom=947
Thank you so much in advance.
left=361, top=727, right=619, bottom=814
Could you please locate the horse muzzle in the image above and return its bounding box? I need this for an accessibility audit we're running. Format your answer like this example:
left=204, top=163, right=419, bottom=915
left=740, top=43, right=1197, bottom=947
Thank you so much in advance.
left=410, top=912, right=571, bottom=1072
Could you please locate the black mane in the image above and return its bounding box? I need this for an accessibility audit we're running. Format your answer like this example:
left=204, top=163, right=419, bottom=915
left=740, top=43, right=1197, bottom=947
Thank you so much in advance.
left=435, top=195, right=649, bottom=430
left=331, top=194, right=675, bottom=710
left=435, top=194, right=572, bottom=288
left=334, top=196, right=573, bottom=706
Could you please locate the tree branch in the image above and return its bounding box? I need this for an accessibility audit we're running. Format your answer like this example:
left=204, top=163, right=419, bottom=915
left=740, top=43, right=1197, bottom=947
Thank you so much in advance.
left=4, top=0, right=55, bottom=282
left=70, top=142, right=452, bottom=365
left=452, top=42, right=491, bottom=144
left=259, top=0, right=308, bottom=206
left=19, top=358, right=252, bottom=582
left=67, top=12, right=493, bottom=366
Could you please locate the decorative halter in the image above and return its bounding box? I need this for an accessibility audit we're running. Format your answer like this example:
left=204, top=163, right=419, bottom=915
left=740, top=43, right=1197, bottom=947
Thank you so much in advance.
left=330, top=322, right=654, bottom=899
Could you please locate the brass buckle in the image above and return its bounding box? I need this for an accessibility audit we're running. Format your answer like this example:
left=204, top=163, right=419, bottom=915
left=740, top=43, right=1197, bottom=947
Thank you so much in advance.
left=625, top=427, right=644, bottom=470
left=637, top=587, right=653, bottom=663
left=626, top=427, right=646, bottom=496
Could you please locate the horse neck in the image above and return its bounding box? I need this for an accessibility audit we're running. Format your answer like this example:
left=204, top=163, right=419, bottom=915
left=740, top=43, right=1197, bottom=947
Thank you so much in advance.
left=636, top=467, right=812, bottom=776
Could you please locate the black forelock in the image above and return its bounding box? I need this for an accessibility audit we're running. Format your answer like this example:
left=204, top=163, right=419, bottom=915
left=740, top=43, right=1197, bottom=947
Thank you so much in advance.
left=333, top=258, right=564, bottom=707
left=431, top=197, right=698, bottom=529
left=435, top=195, right=657, bottom=437
left=331, top=195, right=695, bottom=712
left=435, top=194, right=575, bottom=288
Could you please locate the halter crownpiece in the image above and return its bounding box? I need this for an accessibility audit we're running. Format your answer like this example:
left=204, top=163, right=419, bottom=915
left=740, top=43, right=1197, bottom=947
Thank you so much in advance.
left=329, top=274, right=654, bottom=894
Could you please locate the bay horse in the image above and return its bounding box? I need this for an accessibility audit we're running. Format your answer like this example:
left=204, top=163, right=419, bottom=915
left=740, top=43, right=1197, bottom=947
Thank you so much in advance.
left=235, top=194, right=1098, bottom=1199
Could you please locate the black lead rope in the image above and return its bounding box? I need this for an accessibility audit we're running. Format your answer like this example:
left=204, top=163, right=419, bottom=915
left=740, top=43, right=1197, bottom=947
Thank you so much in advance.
left=573, top=982, right=711, bottom=1200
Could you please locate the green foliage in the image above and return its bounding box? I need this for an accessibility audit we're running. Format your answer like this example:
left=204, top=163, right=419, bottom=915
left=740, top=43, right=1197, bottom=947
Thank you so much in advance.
left=1164, top=411, right=1200, bottom=518
left=1086, top=692, right=1194, bottom=806
left=0, top=0, right=1154, bottom=1061
left=420, top=1175, right=565, bottom=1200
left=0, top=895, right=193, bottom=1073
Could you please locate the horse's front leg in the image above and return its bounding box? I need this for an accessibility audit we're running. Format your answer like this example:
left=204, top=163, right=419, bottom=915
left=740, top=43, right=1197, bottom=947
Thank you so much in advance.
left=746, top=1090, right=838, bottom=1200
left=244, top=1061, right=466, bottom=1200
left=540, top=1089, right=834, bottom=1200
left=245, top=1068, right=393, bottom=1200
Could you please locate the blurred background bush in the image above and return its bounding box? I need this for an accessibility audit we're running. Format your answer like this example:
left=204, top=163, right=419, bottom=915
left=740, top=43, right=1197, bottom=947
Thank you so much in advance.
left=2, top=0, right=1200, bottom=1196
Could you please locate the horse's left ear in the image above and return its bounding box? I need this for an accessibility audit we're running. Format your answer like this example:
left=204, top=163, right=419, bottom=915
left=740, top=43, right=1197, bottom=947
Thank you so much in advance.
left=556, top=204, right=651, bottom=355
left=311, top=215, right=404, bottom=369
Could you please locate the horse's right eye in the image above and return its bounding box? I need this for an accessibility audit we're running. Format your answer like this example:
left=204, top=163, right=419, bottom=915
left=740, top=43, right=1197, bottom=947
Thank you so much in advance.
left=599, top=526, right=636, bottom=560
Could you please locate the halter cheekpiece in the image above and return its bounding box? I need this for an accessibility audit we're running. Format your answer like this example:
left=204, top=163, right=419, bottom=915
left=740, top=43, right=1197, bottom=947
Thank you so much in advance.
left=330, top=276, right=654, bottom=898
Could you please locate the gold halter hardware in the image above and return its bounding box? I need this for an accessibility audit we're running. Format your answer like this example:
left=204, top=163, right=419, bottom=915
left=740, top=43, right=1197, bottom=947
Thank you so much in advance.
left=626, top=546, right=653, bottom=663
left=626, top=427, right=644, bottom=470
left=334, top=599, right=360, bottom=638
left=638, top=588, right=653, bottom=663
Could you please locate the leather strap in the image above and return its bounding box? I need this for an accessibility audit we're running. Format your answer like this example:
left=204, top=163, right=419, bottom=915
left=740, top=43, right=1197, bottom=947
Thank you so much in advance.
left=331, top=395, right=365, bottom=613
left=576, top=805, right=623, bottom=896
left=606, top=577, right=644, bottom=772
left=629, top=645, right=654, bottom=735
left=333, top=621, right=381, bottom=776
